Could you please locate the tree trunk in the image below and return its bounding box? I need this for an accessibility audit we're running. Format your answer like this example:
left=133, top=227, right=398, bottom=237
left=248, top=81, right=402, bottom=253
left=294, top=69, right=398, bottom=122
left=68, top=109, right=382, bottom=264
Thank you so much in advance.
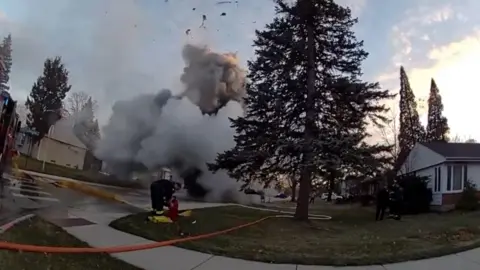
left=294, top=2, right=315, bottom=221
left=290, top=181, right=297, bottom=202
left=327, top=175, right=334, bottom=202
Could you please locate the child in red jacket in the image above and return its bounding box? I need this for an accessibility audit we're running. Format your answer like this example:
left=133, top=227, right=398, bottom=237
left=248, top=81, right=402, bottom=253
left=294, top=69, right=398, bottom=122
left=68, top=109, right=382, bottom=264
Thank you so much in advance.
left=167, top=196, right=179, bottom=222
left=167, top=196, right=186, bottom=236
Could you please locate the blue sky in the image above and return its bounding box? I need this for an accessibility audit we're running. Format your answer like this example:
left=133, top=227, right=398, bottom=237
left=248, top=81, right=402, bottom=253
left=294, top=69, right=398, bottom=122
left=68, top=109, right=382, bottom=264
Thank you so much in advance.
left=1, top=0, right=480, bottom=141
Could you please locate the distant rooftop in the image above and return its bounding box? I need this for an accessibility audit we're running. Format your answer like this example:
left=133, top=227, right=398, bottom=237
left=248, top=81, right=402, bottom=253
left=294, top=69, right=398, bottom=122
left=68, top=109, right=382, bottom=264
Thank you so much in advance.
left=420, top=141, right=480, bottom=159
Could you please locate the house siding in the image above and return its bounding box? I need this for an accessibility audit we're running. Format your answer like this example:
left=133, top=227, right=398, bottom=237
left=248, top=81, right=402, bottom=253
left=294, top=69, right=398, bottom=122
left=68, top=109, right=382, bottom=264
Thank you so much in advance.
left=465, top=163, right=480, bottom=187
left=397, top=143, right=446, bottom=175
left=33, top=138, right=86, bottom=169
left=17, top=117, right=89, bottom=170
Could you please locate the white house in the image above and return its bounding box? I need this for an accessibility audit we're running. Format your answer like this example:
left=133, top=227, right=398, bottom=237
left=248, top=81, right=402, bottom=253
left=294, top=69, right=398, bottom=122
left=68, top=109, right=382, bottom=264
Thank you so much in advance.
left=17, top=117, right=89, bottom=169
left=397, top=141, right=480, bottom=209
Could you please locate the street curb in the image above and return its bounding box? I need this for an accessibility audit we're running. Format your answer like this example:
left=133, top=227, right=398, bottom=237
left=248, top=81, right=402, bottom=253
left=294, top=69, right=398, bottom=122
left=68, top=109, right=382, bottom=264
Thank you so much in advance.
left=21, top=170, right=128, bottom=204
left=19, top=170, right=138, bottom=190
left=56, top=180, right=125, bottom=203
left=0, top=214, right=35, bottom=234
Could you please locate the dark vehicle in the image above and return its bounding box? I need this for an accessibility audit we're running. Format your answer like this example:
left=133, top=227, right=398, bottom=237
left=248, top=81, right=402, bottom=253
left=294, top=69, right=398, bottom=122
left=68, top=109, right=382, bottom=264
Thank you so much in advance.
left=275, top=193, right=288, bottom=199
left=244, top=188, right=260, bottom=195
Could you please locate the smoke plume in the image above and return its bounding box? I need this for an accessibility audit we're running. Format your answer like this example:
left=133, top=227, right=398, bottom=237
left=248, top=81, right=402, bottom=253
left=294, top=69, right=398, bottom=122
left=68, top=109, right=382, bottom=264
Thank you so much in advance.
left=72, top=103, right=100, bottom=151
left=178, top=44, right=246, bottom=114
left=81, top=44, right=248, bottom=202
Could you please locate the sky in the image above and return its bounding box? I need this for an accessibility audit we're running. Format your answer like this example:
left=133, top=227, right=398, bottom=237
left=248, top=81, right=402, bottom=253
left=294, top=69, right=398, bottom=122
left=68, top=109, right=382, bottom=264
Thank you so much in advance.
left=0, top=0, right=480, bottom=142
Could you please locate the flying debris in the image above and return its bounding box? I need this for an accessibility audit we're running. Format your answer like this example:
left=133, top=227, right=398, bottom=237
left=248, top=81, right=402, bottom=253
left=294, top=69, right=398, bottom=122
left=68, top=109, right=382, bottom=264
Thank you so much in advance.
left=199, top=15, right=207, bottom=28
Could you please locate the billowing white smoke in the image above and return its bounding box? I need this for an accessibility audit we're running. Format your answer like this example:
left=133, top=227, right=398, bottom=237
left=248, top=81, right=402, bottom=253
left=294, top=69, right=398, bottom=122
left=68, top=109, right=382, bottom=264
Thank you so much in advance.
left=72, top=103, right=99, bottom=151
left=87, top=44, right=249, bottom=202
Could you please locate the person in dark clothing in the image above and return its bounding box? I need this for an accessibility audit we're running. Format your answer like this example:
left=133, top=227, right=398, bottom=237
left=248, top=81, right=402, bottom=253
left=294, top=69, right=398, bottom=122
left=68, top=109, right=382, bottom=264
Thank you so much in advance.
left=150, top=179, right=175, bottom=215
left=376, top=186, right=389, bottom=221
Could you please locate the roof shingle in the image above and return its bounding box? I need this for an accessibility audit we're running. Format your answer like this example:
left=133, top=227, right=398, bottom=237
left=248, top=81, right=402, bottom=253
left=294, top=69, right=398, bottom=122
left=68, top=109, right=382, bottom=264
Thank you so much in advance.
left=420, top=141, right=480, bottom=159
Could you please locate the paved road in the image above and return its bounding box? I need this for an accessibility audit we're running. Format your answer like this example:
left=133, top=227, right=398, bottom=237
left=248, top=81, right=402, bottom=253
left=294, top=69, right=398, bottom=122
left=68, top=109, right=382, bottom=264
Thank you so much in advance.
left=0, top=173, right=142, bottom=227
left=0, top=173, right=60, bottom=223
left=90, top=184, right=280, bottom=210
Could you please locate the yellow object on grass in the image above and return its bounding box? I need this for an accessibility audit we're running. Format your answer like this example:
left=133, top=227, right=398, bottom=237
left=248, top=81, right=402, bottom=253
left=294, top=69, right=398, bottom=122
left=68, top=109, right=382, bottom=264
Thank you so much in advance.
left=179, top=210, right=192, bottom=217
left=147, top=210, right=193, bottom=223
left=148, top=215, right=173, bottom=223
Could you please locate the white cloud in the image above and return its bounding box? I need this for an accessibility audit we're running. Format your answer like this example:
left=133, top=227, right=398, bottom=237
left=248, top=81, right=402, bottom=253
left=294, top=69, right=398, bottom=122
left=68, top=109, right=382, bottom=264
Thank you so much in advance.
left=388, top=4, right=456, bottom=68
left=422, top=5, right=454, bottom=24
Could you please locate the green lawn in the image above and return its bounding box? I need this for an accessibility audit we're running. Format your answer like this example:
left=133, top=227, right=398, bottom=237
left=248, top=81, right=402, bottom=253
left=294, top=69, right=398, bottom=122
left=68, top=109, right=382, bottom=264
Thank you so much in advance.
left=0, top=216, right=141, bottom=270
left=110, top=205, right=480, bottom=266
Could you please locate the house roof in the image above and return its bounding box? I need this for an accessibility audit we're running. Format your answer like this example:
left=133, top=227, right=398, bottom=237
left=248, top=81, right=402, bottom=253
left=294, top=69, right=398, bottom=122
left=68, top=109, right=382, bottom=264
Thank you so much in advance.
left=420, top=141, right=480, bottom=159
left=48, top=118, right=87, bottom=149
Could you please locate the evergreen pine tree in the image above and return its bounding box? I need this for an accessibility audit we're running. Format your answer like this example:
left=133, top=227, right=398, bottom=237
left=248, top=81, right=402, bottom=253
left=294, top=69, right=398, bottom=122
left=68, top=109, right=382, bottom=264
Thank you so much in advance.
left=0, top=34, right=12, bottom=92
left=25, top=57, right=71, bottom=142
left=425, top=78, right=449, bottom=141
left=398, top=66, right=425, bottom=154
left=209, top=0, right=392, bottom=220
left=320, top=79, right=393, bottom=201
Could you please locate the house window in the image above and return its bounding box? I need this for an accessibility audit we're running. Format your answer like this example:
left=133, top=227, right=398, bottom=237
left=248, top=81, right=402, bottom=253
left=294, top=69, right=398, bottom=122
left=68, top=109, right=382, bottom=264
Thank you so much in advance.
left=446, top=165, right=467, bottom=191
left=434, top=167, right=441, bottom=192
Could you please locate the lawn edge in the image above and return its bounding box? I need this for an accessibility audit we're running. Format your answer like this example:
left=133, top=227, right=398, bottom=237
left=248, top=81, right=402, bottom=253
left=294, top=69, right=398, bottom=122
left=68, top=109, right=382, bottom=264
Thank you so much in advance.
left=0, top=214, right=35, bottom=234
left=108, top=209, right=480, bottom=267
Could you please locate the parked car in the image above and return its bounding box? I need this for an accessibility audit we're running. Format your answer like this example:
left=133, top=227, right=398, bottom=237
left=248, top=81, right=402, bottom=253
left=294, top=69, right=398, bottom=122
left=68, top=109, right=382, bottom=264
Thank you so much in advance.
left=321, top=192, right=343, bottom=200
left=275, top=193, right=288, bottom=199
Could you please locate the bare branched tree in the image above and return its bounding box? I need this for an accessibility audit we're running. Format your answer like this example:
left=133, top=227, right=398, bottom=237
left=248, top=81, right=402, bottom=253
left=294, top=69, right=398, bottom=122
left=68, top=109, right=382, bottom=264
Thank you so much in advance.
left=451, top=134, right=477, bottom=143
left=376, top=107, right=400, bottom=162
left=66, top=91, right=98, bottom=115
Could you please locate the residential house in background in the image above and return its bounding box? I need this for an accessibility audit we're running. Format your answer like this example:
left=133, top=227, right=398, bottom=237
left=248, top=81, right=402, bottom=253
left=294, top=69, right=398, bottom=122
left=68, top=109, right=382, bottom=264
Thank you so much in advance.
left=397, top=141, right=480, bottom=210
left=17, top=117, right=90, bottom=170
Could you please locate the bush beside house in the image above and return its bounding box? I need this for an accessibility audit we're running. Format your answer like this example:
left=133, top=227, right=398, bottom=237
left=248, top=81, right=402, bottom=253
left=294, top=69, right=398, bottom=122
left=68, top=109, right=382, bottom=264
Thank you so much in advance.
left=456, top=180, right=479, bottom=211
left=397, top=175, right=432, bottom=214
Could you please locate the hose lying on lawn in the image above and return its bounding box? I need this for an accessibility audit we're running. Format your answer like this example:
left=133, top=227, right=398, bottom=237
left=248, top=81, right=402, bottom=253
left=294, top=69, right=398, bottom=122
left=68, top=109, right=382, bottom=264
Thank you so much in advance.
left=0, top=213, right=331, bottom=254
